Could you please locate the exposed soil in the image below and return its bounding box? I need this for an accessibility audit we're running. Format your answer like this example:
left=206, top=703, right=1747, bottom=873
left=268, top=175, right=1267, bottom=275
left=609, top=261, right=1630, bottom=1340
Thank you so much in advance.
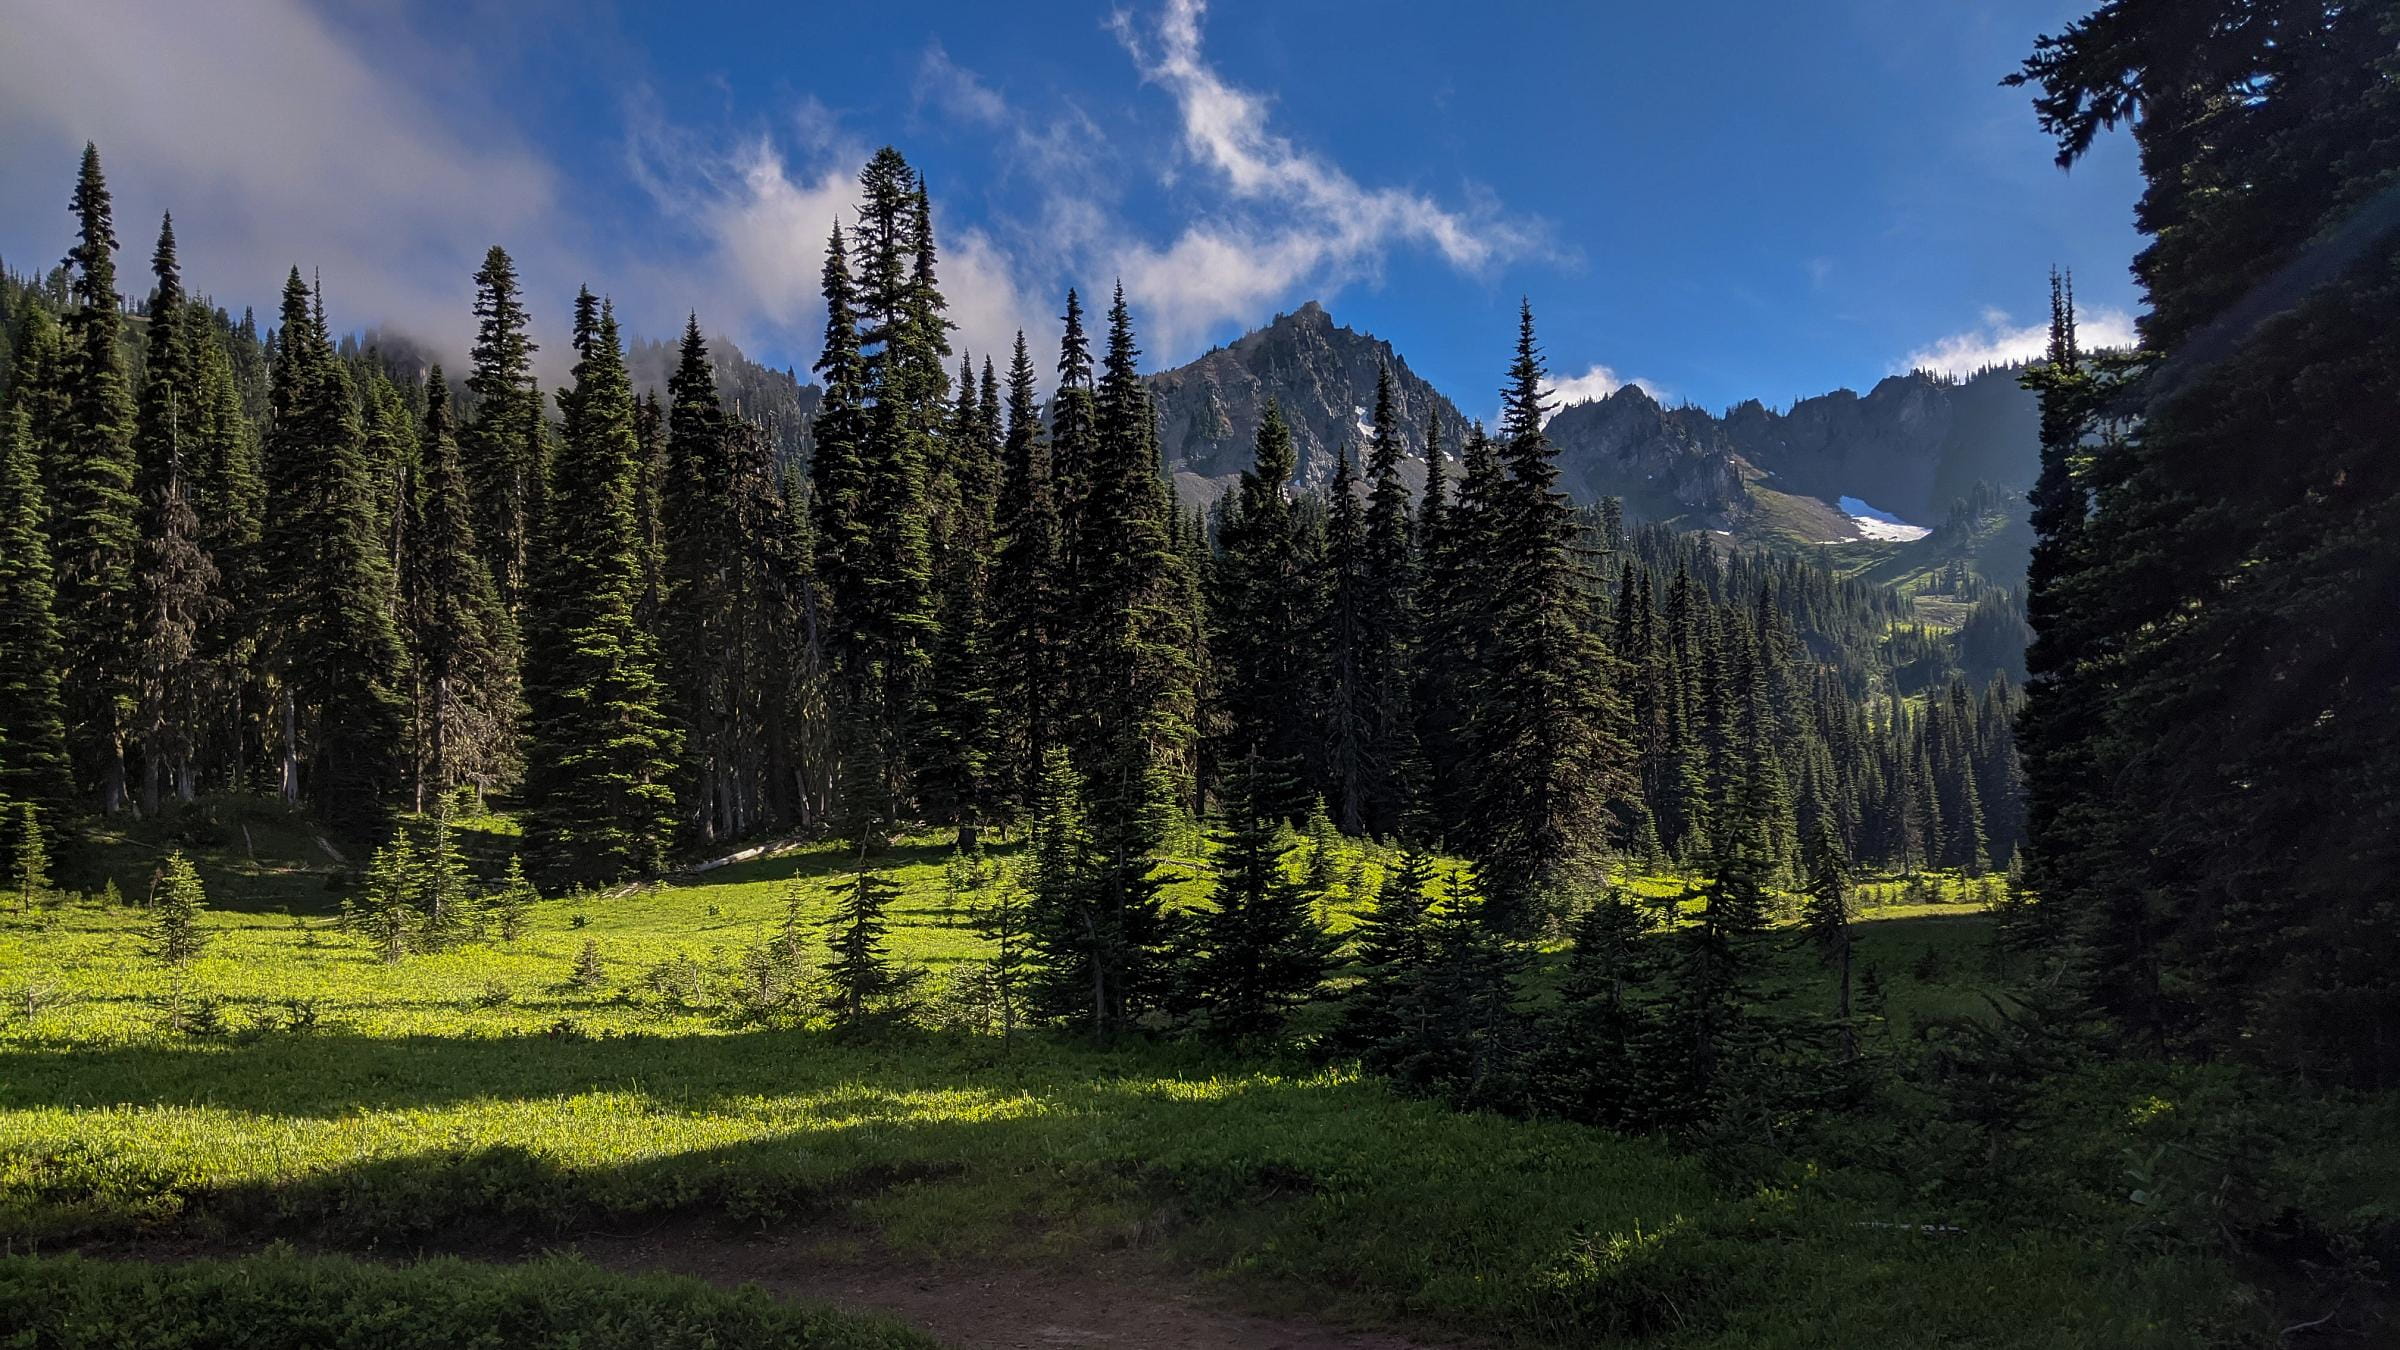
left=569, top=1229, right=1444, bottom=1350
left=75, top=1228, right=1453, bottom=1350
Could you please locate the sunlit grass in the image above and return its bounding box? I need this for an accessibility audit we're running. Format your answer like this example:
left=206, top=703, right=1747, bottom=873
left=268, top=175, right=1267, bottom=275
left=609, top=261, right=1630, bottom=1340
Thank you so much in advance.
left=0, top=806, right=2239, bottom=1348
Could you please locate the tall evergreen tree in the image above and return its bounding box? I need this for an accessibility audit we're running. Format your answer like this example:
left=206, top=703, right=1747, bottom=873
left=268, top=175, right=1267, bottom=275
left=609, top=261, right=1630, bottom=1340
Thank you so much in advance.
left=0, top=410, right=72, bottom=812
left=1207, top=400, right=1319, bottom=816
left=186, top=328, right=264, bottom=793
left=989, top=332, right=1062, bottom=811
left=1466, top=305, right=1627, bottom=933
left=2009, top=0, right=2400, bottom=1083
left=52, top=145, right=141, bottom=812
left=1047, top=286, right=1186, bottom=1032
left=129, top=212, right=223, bottom=812
left=1318, top=445, right=1369, bottom=833
left=519, top=293, right=681, bottom=885
left=260, top=270, right=409, bottom=833
left=403, top=371, right=517, bottom=806
left=1355, top=363, right=1419, bottom=835
left=461, top=247, right=539, bottom=612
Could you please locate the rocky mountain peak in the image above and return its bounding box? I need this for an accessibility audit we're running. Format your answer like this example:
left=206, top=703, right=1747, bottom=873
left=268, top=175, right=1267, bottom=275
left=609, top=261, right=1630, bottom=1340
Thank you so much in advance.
left=1146, top=301, right=1472, bottom=504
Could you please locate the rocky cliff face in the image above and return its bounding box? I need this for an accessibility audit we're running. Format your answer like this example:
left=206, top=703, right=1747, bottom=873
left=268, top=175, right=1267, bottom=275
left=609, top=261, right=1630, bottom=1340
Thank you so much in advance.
left=1145, top=300, right=1473, bottom=504
left=1712, top=367, right=2037, bottom=524
left=1543, top=366, right=2039, bottom=535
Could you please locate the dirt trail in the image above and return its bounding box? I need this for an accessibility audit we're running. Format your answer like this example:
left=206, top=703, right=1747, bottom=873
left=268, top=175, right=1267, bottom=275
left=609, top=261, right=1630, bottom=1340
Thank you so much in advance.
left=570, top=1230, right=1443, bottom=1350
left=80, top=1231, right=1451, bottom=1350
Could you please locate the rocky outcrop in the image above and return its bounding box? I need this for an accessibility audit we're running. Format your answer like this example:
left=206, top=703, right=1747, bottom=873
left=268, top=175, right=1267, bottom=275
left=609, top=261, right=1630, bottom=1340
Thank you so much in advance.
left=1146, top=301, right=1473, bottom=502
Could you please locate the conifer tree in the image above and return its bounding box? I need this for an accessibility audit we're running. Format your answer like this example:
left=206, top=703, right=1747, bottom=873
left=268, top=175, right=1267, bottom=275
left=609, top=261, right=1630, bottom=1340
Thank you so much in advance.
left=971, top=865, right=1036, bottom=1044
left=823, top=864, right=910, bottom=1030
left=1356, top=363, right=1419, bottom=834
left=147, top=849, right=208, bottom=967
left=52, top=145, right=142, bottom=812
left=128, top=410, right=218, bottom=814
left=7, top=801, right=51, bottom=913
left=346, top=835, right=417, bottom=964
left=404, top=372, right=518, bottom=805
left=413, top=803, right=478, bottom=951
left=1540, top=889, right=1656, bottom=1127
left=990, top=332, right=1062, bottom=810
left=0, top=410, right=73, bottom=812
left=1466, top=305, right=1626, bottom=933
left=1046, top=287, right=1185, bottom=1032
left=1049, top=289, right=1096, bottom=546
left=848, top=150, right=944, bottom=829
left=1800, top=815, right=1856, bottom=1060
left=1416, top=423, right=1502, bottom=841
left=1207, top=400, right=1319, bottom=815
left=1319, top=445, right=1369, bottom=832
left=186, top=329, right=264, bottom=792
left=1334, top=847, right=1437, bottom=1054
left=1183, top=754, right=1336, bottom=1038
left=810, top=224, right=869, bottom=651
left=2009, top=0, right=2400, bottom=1082
left=129, top=215, right=222, bottom=813
left=260, top=270, right=409, bottom=833
left=658, top=319, right=735, bottom=841
left=488, top=854, right=538, bottom=944
left=519, top=293, right=682, bottom=885
left=462, top=247, right=539, bottom=612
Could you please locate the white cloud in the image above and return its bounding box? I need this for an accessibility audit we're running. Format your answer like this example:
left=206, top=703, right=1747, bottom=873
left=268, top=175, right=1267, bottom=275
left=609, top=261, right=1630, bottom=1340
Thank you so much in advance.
left=1546, top=362, right=1668, bottom=418
left=0, top=0, right=564, bottom=360
left=1900, top=304, right=2140, bottom=378
left=1106, top=0, right=1546, bottom=356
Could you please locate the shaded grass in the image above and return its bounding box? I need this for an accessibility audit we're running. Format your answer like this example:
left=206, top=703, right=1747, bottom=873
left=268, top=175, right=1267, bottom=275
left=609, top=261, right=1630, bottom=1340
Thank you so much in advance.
left=0, top=1249, right=936, bottom=1349
left=0, top=815, right=2255, bottom=1347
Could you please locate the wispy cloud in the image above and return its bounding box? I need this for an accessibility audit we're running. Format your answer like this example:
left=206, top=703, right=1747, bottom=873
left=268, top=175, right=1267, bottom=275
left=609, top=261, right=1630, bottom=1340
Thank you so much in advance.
left=913, top=44, right=1009, bottom=127
left=1104, top=0, right=1547, bottom=355
left=1900, top=304, right=2140, bottom=378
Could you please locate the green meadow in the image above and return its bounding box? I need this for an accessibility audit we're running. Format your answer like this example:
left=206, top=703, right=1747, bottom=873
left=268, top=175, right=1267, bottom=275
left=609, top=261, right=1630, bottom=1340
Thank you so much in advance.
left=0, top=797, right=2295, bottom=1348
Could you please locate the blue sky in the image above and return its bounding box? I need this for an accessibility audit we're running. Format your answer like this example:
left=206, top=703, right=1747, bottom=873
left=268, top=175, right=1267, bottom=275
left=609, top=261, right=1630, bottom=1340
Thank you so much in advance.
left=0, top=0, right=2144, bottom=415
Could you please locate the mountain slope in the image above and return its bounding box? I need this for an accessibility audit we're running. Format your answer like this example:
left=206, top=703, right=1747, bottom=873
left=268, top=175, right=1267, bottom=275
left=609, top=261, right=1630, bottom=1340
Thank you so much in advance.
left=1542, top=366, right=2040, bottom=545
left=1146, top=300, right=1472, bottom=505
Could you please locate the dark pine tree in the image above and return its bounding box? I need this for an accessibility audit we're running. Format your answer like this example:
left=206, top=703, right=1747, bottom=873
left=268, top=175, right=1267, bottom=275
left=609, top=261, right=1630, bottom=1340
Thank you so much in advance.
left=403, top=371, right=517, bottom=807
left=519, top=293, right=681, bottom=885
left=1466, top=304, right=1627, bottom=934
left=52, top=145, right=142, bottom=812
left=1183, top=753, right=1336, bottom=1039
left=989, top=331, right=1063, bottom=814
left=461, top=247, right=540, bottom=613
left=0, top=410, right=73, bottom=812
left=1206, top=400, right=1320, bottom=820
left=260, top=270, right=409, bottom=834
left=1356, top=362, right=1419, bottom=836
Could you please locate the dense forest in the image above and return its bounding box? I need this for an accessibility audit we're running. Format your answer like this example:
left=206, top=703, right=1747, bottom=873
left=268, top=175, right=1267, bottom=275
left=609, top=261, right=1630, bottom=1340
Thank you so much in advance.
left=0, top=148, right=2024, bottom=895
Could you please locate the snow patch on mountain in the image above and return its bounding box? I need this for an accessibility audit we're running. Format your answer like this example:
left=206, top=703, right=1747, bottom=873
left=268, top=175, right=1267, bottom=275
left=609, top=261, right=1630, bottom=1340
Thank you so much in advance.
left=1840, top=495, right=1932, bottom=542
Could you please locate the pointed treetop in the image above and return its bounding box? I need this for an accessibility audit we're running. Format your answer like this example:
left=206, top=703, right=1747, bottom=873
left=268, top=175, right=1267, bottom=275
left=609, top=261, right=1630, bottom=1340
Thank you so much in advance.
left=426, top=364, right=451, bottom=424
left=151, top=212, right=180, bottom=290
left=1057, top=288, right=1090, bottom=387
left=1499, top=298, right=1551, bottom=447
left=65, top=142, right=119, bottom=306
